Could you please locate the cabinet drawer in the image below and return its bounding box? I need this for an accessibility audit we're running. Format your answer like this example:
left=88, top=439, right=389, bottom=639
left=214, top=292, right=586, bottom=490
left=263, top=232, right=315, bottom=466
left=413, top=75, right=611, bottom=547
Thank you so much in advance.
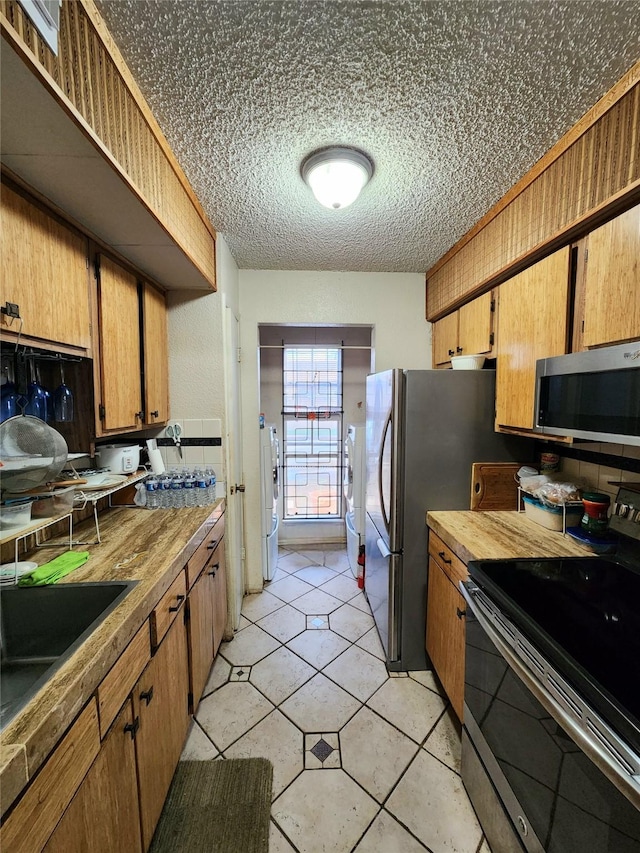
left=1, top=700, right=100, bottom=853
left=97, top=621, right=151, bottom=738
left=150, top=571, right=187, bottom=649
left=185, top=514, right=226, bottom=589
left=428, top=531, right=468, bottom=587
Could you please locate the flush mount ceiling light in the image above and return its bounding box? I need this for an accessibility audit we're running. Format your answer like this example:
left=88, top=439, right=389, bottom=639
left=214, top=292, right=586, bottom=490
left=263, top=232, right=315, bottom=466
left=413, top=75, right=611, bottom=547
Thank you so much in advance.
left=301, top=147, right=374, bottom=210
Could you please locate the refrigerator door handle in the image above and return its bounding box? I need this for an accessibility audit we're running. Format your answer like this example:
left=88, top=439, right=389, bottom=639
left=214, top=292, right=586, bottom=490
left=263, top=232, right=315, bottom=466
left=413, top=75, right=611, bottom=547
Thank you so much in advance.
left=378, top=412, right=392, bottom=532
left=376, top=536, right=391, bottom=558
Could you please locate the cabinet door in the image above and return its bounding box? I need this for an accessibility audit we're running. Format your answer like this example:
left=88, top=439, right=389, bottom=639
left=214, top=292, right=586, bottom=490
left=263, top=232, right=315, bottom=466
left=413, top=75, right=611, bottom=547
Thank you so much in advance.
left=582, top=205, right=640, bottom=347
left=43, top=700, right=142, bottom=853
left=495, top=247, right=571, bottom=431
left=211, top=539, right=227, bottom=656
left=187, top=568, right=214, bottom=710
left=96, top=254, right=142, bottom=432
left=432, top=312, right=459, bottom=366
left=458, top=292, right=493, bottom=356
left=135, top=613, right=190, bottom=849
left=1, top=185, right=91, bottom=350
left=426, top=557, right=466, bottom=721
left=142, top=282, right=169, bottom=425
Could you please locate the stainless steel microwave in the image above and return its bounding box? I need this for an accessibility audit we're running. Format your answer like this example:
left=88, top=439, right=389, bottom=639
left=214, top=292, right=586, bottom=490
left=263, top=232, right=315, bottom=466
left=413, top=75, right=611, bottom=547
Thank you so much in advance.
left=534, top=341, right=640, bottom=446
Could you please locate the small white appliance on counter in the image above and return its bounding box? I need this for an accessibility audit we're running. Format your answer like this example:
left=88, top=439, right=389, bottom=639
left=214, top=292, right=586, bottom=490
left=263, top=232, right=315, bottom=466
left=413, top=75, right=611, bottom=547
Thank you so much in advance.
left=260, top=425, right=280, bottom=581
left=96, top=444, right=141, bottom=474
left=344, top=423, right=366, bottom=577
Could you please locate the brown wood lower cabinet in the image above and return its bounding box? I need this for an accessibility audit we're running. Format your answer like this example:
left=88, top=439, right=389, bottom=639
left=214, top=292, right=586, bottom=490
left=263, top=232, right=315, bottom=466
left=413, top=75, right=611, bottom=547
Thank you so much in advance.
left=187, top=533, right=226, bottom=709
left=211, top=538, right=227, bottom=656
left=3, top=510, right=226, bottom=852
left=43, top=700, right=142, bottom=853
left=135, top=614, right=190, bottom=850
left=187, top=567, right=215, bottom=709
left=426, top=543, right=468, bottom=721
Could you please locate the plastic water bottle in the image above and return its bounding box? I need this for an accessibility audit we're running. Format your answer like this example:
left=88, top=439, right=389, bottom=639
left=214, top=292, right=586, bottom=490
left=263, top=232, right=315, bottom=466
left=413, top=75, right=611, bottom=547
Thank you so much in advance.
left=170, top=472, right=185, bottom=508
left=205, top=467, right=216, bottom=504
left=195, top=468, right=208, bottom=507
left=157, top=473, right=171, bottom=509
left=145, top=477, right=160, bottom=509
left=183, top=471, right=197, bottom=507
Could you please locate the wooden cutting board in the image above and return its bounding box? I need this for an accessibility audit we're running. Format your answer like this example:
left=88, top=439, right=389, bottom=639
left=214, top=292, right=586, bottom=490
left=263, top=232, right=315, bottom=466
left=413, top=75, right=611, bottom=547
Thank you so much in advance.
left=470, top=462, right=527, bottom=511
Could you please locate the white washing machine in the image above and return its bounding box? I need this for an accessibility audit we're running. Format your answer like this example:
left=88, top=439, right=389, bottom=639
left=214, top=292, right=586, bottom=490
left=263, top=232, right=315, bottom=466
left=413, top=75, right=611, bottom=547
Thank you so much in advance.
left=344, top=423, right=366, bottom=577
left=260, top=425, right=280, bottom=581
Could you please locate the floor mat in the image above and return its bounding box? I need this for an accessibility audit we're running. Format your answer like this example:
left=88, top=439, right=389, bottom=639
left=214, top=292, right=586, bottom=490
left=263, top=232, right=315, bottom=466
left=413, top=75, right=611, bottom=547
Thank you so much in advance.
left=149, top=758, right=273, bottom=853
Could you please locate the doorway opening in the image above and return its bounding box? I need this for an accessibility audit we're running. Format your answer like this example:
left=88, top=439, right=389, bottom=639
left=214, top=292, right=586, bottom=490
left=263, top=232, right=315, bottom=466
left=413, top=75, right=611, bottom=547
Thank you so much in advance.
left=258, top=325, right=372, bottom=544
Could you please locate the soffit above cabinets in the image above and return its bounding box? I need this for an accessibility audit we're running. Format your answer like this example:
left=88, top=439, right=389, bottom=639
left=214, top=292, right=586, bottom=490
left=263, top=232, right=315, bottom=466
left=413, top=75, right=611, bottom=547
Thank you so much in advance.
left=0, top=39, right=213, bottom=291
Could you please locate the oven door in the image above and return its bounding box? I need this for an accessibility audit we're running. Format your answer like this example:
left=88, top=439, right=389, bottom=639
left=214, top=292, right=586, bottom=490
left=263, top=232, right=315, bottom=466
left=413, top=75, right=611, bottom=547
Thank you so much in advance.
left=460, top=583, right=640, bottom=853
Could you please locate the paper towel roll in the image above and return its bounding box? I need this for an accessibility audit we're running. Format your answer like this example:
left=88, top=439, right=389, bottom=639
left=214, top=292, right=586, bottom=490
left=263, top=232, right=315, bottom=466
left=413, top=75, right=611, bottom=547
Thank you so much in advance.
left=148, top=448, right=165, bottom=475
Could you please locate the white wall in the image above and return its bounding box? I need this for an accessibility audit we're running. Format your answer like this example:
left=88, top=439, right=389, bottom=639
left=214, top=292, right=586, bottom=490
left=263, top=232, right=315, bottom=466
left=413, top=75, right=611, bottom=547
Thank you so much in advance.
left=239, top=269, right=430, bottom=591
left=163, top=236, right=239, bottom=472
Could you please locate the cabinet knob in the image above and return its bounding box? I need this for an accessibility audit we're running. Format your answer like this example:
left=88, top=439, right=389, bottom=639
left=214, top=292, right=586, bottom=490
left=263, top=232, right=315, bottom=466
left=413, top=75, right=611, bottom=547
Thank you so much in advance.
left=206, top=539, right=220, bottom=551
left=169, top=594, right=185, bottom=612
left=208, top=562, right=220, bottom=576
left=124, top=717, right=140, bottom=740
left=456, top=346, right=463, bottom=353
left=150, top=410, right=159, bottom=418
left=438, top=550, right=452, bottom=564
left=135, top=411, right=144, bottom=421
left=448, top=349, right=455, bottom=357
left=140, top=686, right=154, bottom=706
left=456, top=607, right=467, bottom=620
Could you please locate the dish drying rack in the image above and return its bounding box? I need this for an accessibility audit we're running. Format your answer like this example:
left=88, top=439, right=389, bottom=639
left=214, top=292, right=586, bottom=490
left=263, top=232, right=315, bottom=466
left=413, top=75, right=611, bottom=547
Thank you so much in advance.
left=70, top=468, right=148, bottom=545
left=1, top=512, right=74, bottom=579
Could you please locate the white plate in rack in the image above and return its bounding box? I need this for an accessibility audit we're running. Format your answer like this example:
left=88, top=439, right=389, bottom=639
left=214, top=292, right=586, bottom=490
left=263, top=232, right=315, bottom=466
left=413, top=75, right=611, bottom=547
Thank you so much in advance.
left=0, top=561, right=38, bottom=584
left=74, top=474, right=129, bottom=492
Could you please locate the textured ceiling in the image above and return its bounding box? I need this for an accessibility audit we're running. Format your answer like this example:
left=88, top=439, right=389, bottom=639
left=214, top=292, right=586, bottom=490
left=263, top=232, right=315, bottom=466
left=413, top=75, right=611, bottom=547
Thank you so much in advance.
left=95, top=1, right=639, bottom=273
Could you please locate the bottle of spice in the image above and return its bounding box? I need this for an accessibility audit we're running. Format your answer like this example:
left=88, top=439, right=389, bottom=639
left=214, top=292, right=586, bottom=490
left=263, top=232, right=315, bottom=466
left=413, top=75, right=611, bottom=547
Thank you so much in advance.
left=580, top=492, right=610, bottom=535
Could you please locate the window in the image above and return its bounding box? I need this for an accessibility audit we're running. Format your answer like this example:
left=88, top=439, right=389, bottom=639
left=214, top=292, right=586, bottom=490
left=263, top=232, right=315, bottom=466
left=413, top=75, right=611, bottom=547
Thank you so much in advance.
left=282, top=347, right=343, bottom=519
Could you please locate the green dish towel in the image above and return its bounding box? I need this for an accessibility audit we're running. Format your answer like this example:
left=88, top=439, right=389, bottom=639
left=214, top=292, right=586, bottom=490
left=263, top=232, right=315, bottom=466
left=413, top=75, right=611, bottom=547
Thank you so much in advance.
left=18, top=552, right=90, bottom=586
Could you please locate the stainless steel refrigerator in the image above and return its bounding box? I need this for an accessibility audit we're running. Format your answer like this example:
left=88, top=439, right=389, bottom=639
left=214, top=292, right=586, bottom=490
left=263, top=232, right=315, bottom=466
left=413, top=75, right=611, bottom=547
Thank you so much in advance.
left=365, top=369, right=531, bottom=671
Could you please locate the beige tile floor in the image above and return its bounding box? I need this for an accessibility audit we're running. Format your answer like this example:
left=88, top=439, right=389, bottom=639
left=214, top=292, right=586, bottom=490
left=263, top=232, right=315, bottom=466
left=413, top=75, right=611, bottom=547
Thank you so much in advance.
left=181, top=544, right=492, bottom=853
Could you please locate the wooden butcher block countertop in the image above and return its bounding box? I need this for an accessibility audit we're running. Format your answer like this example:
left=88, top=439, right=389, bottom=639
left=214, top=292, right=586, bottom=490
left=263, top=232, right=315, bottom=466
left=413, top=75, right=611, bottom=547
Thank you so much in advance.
left=427, top=510, right=593, bottom=565
left=0, top=501, right=224, bottom=816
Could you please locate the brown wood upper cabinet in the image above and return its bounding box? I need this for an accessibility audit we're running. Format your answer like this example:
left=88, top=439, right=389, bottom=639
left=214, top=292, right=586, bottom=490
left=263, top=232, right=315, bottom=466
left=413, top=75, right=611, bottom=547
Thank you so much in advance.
left=95, top=254, right=143, bottom=433
left=495, top=247, right=571, bottom=432
left=433, top=292, right=494, bottom=367
left=1, top=184, right=91, bottom=352
left=142, top=283, right=169, bottom=425
left=95, top=258, right=169, bottom=434
left=581, top=204, right=640, bottom=348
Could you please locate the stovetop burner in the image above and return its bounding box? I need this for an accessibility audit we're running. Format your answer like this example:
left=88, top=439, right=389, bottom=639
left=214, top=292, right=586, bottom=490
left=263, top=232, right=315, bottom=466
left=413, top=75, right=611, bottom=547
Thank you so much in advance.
left=467, top=554, right=640, bottom=754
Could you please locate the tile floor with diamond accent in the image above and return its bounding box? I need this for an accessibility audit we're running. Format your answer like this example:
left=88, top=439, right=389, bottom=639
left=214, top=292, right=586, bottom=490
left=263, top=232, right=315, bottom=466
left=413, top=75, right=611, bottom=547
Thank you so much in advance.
left=180, top=544, right=492, bottom=853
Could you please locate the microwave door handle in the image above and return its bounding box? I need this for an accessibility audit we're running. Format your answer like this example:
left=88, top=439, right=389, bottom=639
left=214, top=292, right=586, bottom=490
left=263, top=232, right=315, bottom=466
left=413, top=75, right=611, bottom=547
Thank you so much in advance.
left=461, top=584, right=640, bottom=805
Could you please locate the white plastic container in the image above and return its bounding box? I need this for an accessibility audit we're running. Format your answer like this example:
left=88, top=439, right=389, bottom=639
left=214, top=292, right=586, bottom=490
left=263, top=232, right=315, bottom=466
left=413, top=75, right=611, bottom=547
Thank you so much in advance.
left=522, top=495, right=582, bottom=531
left=451, top=354, right=486, bottom=370
left=97, top=444, right=141, bottom=474
left=0, top=501, right=33, bottom=530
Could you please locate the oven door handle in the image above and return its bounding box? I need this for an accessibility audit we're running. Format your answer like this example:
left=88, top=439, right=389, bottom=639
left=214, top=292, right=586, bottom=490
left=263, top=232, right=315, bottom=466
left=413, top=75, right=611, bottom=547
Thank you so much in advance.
left=460, top=582, right=640, bottom=809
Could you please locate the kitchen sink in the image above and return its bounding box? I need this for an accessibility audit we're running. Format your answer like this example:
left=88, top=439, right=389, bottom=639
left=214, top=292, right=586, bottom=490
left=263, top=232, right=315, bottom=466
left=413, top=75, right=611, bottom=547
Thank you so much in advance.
left=0, top=581, right=137, bottom=730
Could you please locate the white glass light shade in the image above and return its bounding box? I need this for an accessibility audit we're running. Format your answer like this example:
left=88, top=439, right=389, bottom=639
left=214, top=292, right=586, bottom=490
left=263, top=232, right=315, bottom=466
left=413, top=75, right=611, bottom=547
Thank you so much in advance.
left=302, top=147, right=373, bottom=210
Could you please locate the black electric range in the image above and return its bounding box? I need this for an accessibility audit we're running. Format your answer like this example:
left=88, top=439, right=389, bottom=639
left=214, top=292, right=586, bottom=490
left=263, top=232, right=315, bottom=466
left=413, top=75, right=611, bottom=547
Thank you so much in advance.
left=467, top=553, right=640, bottom=754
